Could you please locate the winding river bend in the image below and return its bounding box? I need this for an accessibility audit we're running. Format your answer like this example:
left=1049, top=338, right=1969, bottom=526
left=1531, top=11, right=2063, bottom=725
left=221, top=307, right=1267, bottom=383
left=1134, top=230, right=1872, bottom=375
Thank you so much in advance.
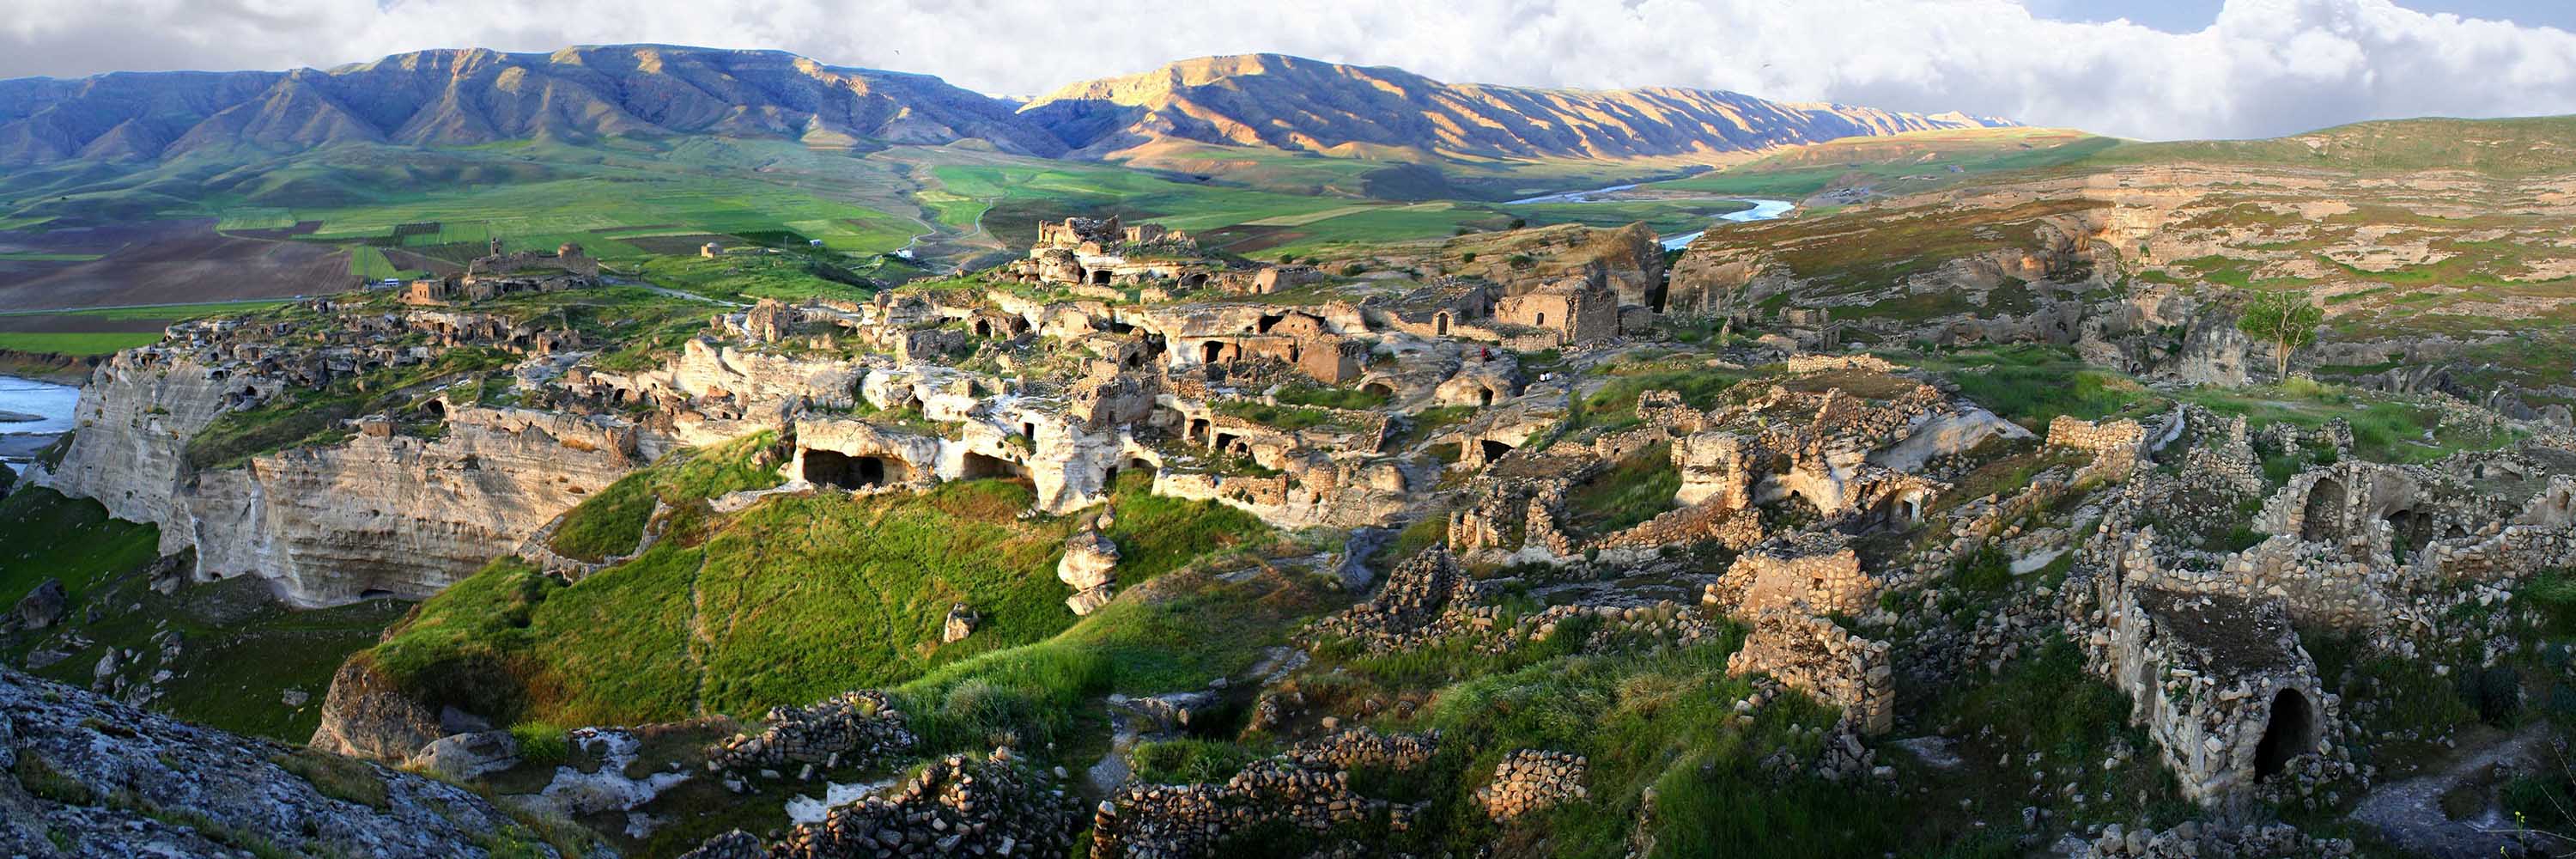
left=1504, top=184, right=1795, bottom=250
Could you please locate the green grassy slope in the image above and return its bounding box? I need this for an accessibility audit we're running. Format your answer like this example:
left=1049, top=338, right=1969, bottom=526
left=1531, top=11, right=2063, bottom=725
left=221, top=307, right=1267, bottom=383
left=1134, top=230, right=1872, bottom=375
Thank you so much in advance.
left=363, top=468, right=1270, bottom=729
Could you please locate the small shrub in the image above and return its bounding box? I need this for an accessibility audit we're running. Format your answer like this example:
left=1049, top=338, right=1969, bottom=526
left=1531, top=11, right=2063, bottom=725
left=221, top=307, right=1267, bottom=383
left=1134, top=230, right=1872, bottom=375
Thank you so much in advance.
left=511, top=722, right=571, bottom=767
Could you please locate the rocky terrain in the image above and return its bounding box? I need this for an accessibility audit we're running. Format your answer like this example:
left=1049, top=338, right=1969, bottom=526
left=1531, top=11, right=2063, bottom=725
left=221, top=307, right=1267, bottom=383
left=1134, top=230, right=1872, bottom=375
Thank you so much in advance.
left=3, top=94, right=2574, bottom=859
left=0, top=666, right=588, bottom=856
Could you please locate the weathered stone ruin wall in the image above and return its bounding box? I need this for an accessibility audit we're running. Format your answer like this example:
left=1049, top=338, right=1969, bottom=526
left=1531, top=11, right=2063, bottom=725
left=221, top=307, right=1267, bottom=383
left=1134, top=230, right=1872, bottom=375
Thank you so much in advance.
left=1475, top=750, right=1589, bottom=820
left=2048, top=414, right=2146, bottom=480
left=1725, top=611, right=1895, bottom=734
left=2081, top=586, right=2339, bottom=807
left=685, top=749, right=1080, bottom=859
left=706, top=690, right=917, bottom=777
left=1707, top=533, right=1877, bottom=617
left=1090, top=729, right=1438, bottom=859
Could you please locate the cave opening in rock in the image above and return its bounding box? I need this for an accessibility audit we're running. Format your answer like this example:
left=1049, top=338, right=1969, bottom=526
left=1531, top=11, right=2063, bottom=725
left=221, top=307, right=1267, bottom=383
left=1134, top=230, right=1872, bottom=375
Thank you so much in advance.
left=1478, top=387, right=1495, bottom=407
left=1201, top=341, right=1224, bottom=363
left=2253, top=688, right=2317, bottom=781
left=959, top=451, right=1029, bottom=483
left=1091, top=269, right=1112, bottom=285
left=803, top=449, right=894, bottom=489
left=1479, top=439, right=1515, bottom=463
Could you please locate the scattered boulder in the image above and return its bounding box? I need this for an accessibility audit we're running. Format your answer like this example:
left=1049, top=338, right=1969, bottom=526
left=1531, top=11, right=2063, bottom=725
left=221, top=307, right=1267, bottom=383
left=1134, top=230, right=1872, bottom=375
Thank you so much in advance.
left=10, top=576, right=66, bottom=631
left=1060, top=528, right=1121, bottom=615
left=943, top=602, right=979, bottom=643
left=407, top=729, right=521, bottom=780
left=307, top=659, right=446, bottom=763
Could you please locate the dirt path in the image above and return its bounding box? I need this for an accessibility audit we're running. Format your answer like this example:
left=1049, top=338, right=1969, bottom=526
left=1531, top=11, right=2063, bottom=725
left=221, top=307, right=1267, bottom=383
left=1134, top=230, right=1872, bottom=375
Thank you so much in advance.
left=2351, top=723, right=2555, bottom=857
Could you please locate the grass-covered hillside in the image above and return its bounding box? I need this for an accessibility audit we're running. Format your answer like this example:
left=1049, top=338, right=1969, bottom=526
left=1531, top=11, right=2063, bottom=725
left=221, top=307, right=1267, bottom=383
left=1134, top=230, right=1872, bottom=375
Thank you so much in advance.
left=358, top=451, right=1271, bottom=731
left=0, top=487, right=408, bottom=741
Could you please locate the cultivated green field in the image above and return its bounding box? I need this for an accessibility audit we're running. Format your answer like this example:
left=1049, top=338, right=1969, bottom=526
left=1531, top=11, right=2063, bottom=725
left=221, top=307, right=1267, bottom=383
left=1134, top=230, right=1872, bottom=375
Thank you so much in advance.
left=0, top=332, right=164, bottom=355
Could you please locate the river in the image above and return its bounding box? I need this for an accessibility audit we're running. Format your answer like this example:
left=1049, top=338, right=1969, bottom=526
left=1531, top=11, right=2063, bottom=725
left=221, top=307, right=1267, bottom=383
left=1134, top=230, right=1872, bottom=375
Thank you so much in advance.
left=1503, top=183, right=1795, bottom=250
left=0, top=375, right=80, bottom=463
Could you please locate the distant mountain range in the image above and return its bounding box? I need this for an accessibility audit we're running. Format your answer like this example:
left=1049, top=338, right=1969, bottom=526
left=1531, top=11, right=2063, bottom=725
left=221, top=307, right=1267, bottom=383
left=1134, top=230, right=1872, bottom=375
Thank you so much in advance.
left=0, top=45, right=2013, bottom=169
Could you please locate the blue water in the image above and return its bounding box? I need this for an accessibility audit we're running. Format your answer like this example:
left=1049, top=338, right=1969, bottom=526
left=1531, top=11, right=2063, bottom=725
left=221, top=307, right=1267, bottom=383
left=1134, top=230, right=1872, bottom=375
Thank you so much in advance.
left=0, top=375, right=80, bottom=435
left=1657, top=199, right=1797, bottom=250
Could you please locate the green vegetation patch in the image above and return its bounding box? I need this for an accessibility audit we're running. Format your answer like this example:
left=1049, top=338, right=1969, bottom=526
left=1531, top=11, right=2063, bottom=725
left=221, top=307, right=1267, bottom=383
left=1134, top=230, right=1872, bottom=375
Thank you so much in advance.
left=363, top=471, right=1267, bottom=728
left=0, top=332, right=162, bottom=356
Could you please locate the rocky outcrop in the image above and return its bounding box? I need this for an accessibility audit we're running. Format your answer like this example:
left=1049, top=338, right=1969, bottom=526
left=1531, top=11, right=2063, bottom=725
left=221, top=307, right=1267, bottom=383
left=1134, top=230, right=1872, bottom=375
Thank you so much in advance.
left=52, top=355, right=643, bottom=606
left=0, top=667, right=574, bottom=857
left=1059, top=528, right=1121, bottom=615
left=44, top=351, right=239, bottom=539
left=307, top=659, right=444, bottom=763
left=177, top=405, right=640, bottom=605
left=9, top=577, right=65, bottom=631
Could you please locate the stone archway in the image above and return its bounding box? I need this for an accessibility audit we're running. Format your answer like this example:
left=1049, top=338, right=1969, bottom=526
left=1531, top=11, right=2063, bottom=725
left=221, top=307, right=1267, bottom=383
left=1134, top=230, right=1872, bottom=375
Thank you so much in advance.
left=2253, top=688, right=2318, bottom=780
left=1435, top=313, right=1450, bottom=336
left=1201, top=341, right=1224, bottom=364
left=2301, top=478, right=2347, bottom=543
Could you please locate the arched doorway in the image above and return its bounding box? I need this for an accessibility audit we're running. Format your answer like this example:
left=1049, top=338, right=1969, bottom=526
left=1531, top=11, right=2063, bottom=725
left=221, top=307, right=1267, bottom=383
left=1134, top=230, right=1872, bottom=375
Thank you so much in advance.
left=2301, top=478, right=2346, bottom=543
left=2253, top=688, right=2317, bottom=780
left=1435, top=313, right=1450, bottom=336
left=1201, top=341, right=1224, bottom=364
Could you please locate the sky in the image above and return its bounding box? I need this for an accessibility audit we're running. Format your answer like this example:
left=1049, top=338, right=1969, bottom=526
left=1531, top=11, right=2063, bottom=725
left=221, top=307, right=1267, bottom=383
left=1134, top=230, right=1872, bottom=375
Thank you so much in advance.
left=3, top=0, right=2573, bottom=141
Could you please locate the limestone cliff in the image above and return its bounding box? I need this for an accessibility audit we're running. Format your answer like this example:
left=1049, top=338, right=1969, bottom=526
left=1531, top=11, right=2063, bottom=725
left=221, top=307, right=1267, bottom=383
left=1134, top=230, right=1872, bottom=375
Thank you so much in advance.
left=175, top=406, right=640, bottom=605
left=48, top=355, right=641, bottom=606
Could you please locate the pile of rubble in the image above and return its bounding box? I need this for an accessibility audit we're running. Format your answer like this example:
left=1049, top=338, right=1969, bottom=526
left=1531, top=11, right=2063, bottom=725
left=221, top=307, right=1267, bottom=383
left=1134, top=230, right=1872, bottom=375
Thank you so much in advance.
left=707, top=690, right=917, bottom=777
left=1091, top=728, right=1440, bottom=858
left=2065, top=821, right=2355, bottom=858
left=684, top=748, right=1080, bottom=859
left=1475, top=749, right=1589, bottom=820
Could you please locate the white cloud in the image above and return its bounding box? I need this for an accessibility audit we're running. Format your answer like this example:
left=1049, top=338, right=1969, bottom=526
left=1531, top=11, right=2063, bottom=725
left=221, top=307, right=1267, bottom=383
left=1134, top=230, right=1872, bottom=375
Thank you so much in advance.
left=2, top=0, right=2572, bottom=140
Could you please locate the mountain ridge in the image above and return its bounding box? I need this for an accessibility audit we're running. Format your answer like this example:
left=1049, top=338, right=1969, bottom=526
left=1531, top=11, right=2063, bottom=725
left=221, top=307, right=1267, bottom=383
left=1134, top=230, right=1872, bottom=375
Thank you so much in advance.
left=1017, top=52, right=2014, bottom=162
left=0, top=45, right=2013, bottom=171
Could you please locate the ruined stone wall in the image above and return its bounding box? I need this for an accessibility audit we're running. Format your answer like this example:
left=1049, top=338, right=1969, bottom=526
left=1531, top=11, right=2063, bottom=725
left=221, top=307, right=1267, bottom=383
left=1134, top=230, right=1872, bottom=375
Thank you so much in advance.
left=1725, top=611, right=1895, bottom=734
left=2049, top=414, right=2147, bottom=480
left=2087, top=587, right=2338, bottom=807
left=1783, top=354, right=1899, bottom=375
left=1708, top=535, right=1876, bottom=618
left=1475, top=750, right=1588, bottom=820
left=686, top=749, right=1078, bottom=859
left=707, top=690, right=915, bottom=777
